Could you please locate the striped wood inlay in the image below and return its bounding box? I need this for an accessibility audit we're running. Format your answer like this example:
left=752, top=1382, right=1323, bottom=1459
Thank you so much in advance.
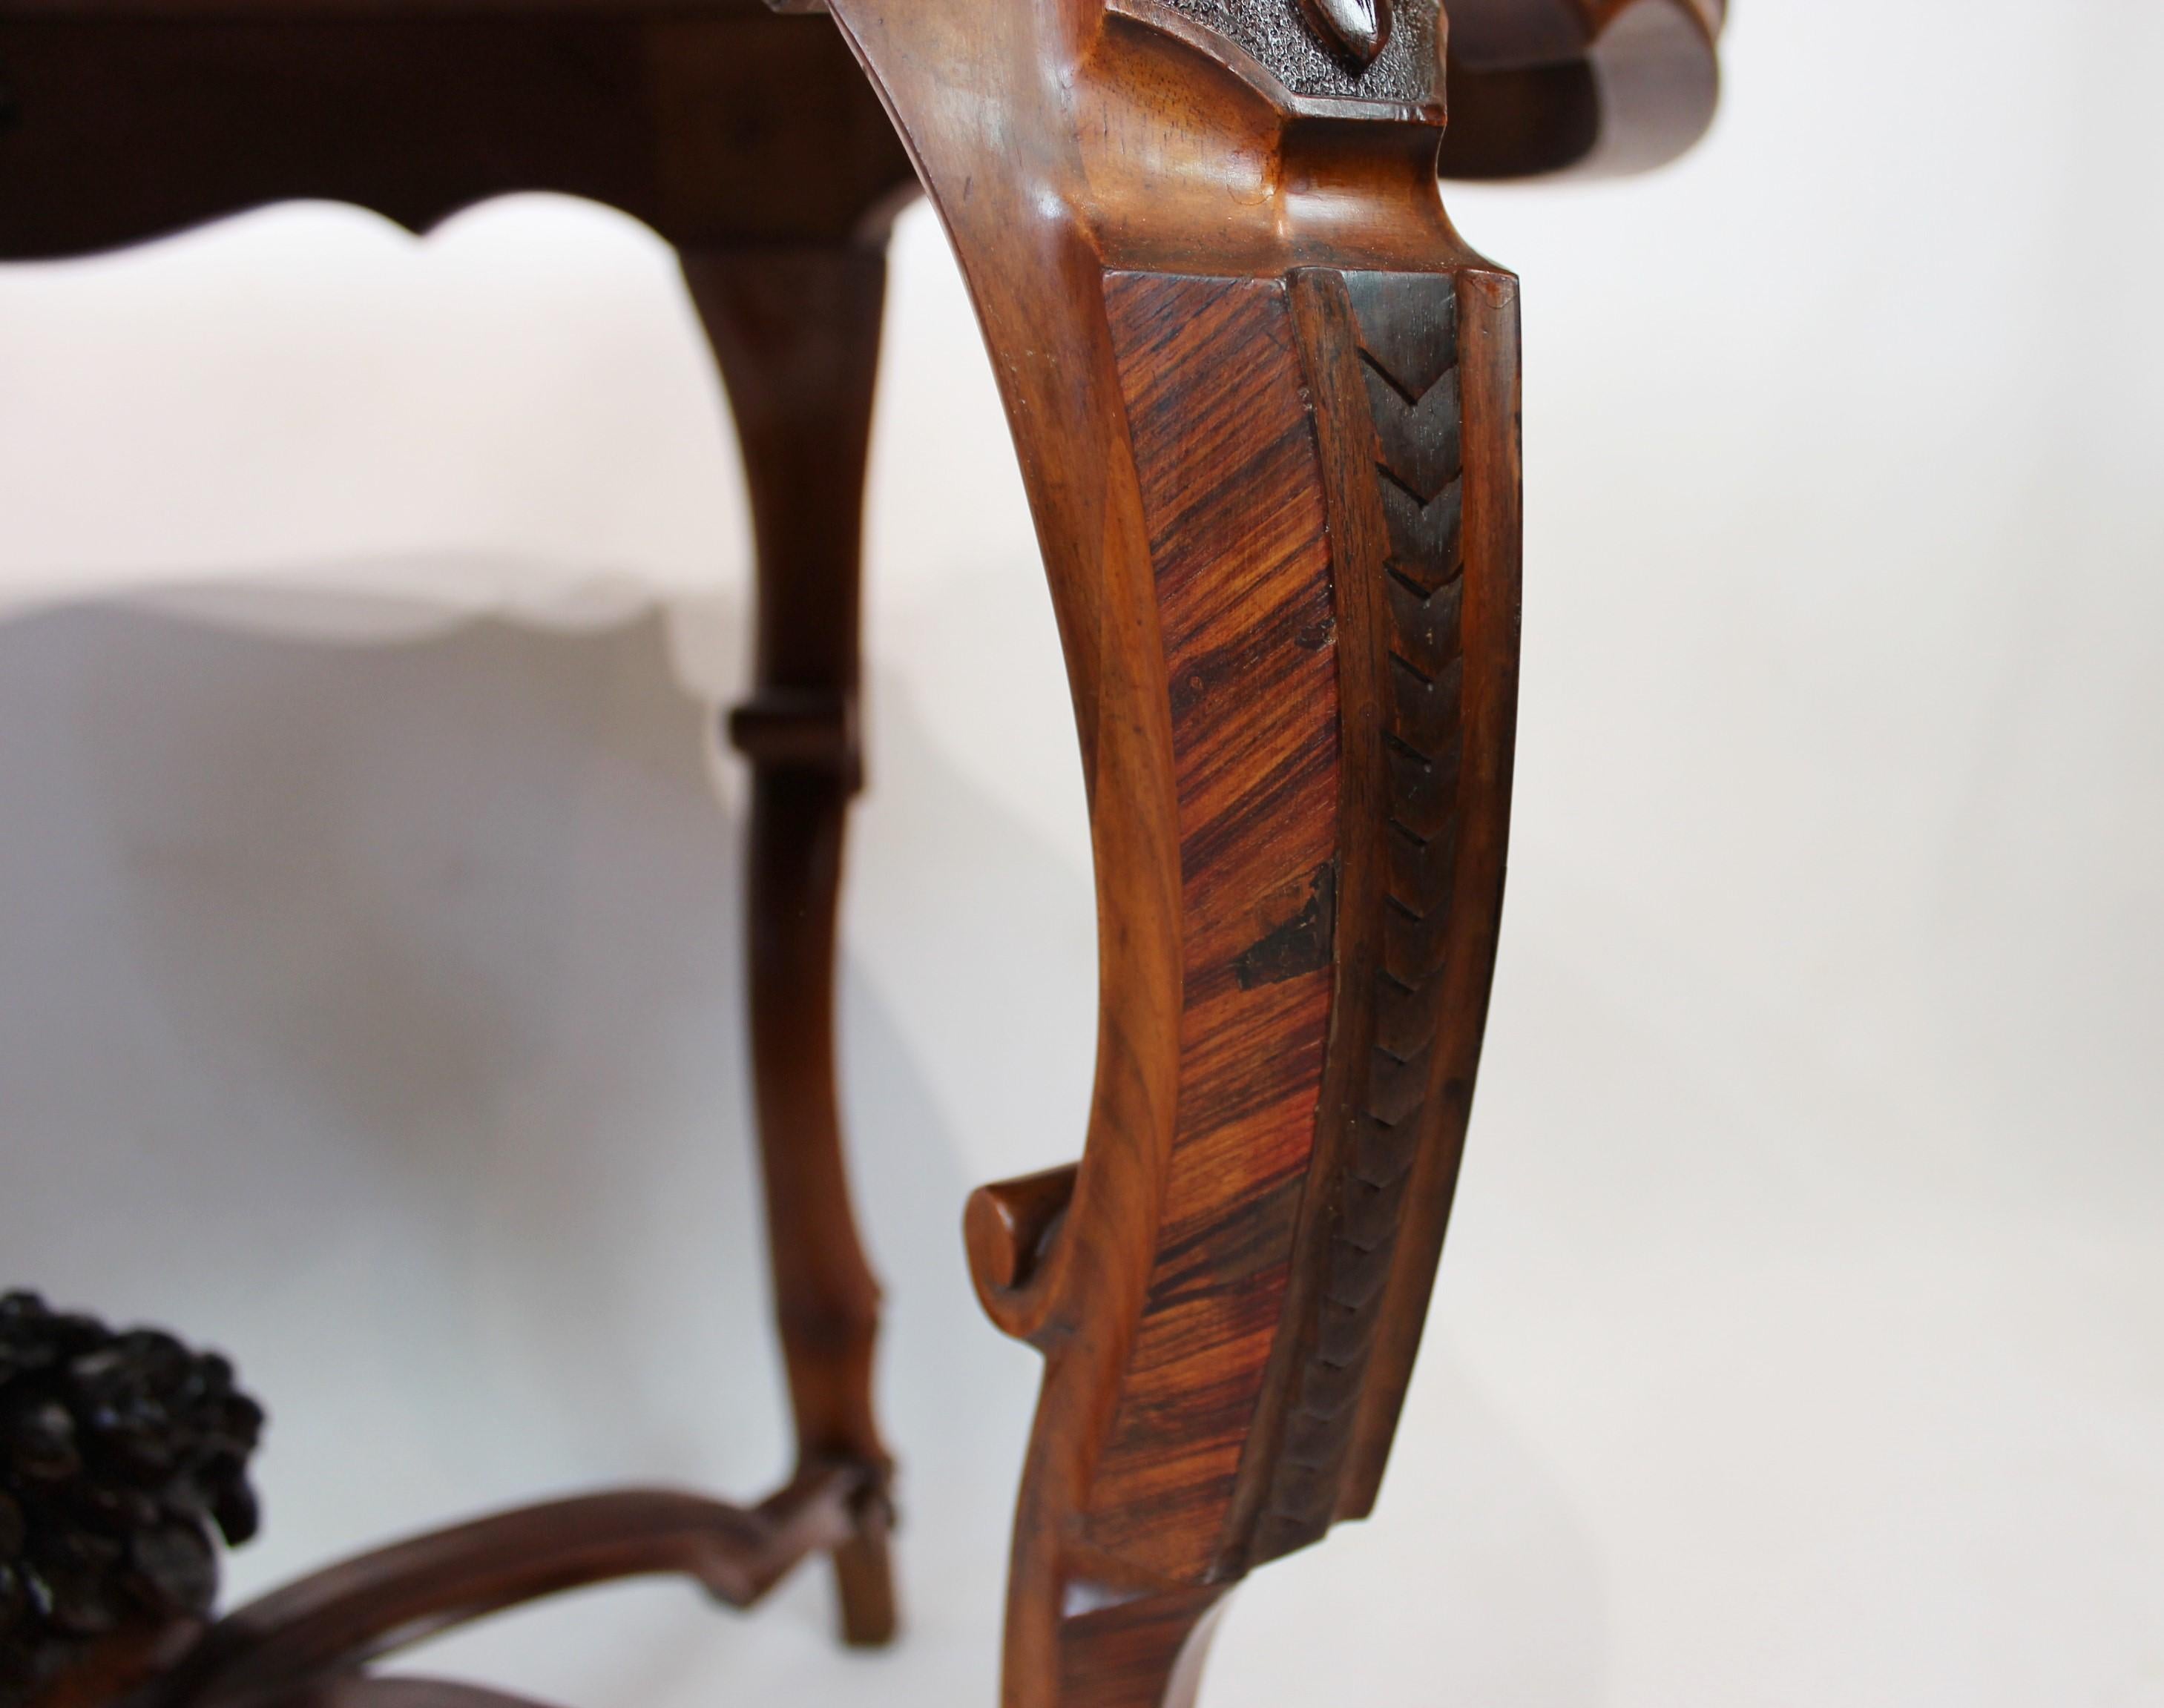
left=1083, top=271, right=1342, bottom=1580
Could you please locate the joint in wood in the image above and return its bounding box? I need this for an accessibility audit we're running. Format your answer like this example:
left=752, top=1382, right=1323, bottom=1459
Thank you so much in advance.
left=726, top=691, right=861, bottom=785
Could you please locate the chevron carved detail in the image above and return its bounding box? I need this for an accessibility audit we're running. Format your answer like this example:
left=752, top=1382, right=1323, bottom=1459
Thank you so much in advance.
left=1253, top=269, right=1466, bottom=1563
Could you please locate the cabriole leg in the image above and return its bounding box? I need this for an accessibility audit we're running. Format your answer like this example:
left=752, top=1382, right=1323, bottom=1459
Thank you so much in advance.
left=808, top=0, right=1522, bottom=1698
left=684, top=242, right=897, bottom=1647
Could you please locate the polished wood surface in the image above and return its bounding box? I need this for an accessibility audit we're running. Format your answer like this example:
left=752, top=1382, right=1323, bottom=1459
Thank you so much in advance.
left=693, top=238, right=898, bottom=1648
left=145, top=1471, right=865, bottom=1708
left=0, top=1, right=1720, bottom=1703
left=0, top=0, right=1714, bottom=267
left=814, top=0, right=1542, bottom=1692
left=0, top=9, right=918, bottom=258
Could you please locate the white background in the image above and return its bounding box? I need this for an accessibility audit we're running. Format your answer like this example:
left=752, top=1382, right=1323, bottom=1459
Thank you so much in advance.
left=1, top=1, right=2160, bottom=1702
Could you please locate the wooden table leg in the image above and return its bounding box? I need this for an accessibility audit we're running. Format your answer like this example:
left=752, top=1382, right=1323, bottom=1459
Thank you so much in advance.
left=809, top=1, right=1522, bottom=1700
left=683, top=241, right=898, bottom=1647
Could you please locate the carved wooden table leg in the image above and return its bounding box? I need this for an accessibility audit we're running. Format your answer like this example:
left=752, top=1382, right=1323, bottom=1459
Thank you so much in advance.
left=950, top=245, right=1522, bottom=1705
left=794, top=0, right=1700, bottom=1698
left=685, top=239, right=897, bottom=1646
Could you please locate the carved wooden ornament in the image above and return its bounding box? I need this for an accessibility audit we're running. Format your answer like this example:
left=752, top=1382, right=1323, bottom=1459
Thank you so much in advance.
left=1300, top=0, right=1391, bottom=65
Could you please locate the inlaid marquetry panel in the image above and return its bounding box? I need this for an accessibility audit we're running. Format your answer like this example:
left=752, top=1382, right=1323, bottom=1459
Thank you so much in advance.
left=1085, top=271, right=1341, bottom=1580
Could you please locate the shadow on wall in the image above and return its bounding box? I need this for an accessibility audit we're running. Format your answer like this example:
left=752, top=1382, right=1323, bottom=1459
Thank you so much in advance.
left=0, top=596, right=1610, bottom=1707
left=0, top=601, right=1038, bottom=1706
left=0, top=604, right=791, bottom=1541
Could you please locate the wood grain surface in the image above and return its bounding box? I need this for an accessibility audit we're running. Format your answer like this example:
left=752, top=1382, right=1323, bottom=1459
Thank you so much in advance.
left=0, top=0, right=1716, bottom=1700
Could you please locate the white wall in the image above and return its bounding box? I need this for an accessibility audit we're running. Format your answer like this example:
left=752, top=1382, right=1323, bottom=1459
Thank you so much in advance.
left=0, top=1, right=2158, bottom=1703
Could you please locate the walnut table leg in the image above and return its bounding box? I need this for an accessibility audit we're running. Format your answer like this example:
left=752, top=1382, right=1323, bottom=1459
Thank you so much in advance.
left=814, top=0, right=1522, bottom=1698
left=686, top=241, right=898, bottom=1648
